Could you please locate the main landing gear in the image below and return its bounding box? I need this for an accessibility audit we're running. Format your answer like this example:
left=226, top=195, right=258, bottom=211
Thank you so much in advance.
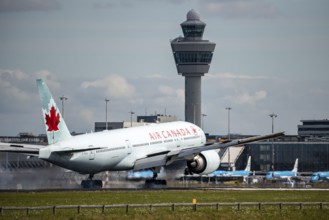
left=145, top=170, right=167, bottom=186
left=81, top=174, right=103, bottom=189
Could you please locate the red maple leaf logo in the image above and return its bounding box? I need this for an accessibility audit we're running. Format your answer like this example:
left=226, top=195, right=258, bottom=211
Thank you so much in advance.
left=45, top=106, right=60, bottom=132
left=191, top=126, right=198, bottom=135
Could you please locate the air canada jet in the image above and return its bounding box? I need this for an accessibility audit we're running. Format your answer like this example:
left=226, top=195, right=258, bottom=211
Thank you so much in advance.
left=265, top=158, right=298, bottom=185
left=0, top=79, right=284, bottom=188
left=210, top=156, right=251, bottom=178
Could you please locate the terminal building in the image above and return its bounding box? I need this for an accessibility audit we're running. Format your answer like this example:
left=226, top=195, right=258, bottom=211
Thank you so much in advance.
left=298, top=119, right=329, bottom=141
left=218, top=119, right=329, bottom=172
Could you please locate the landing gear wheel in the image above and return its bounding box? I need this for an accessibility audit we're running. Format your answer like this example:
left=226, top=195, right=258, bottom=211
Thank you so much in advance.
left=184, top=167, right=193, bottom=175
left=81, top=174, right=103, bottom=189
left=145, top=179, right=167, bottom=185
left=81, top=180, right=103, bottom=189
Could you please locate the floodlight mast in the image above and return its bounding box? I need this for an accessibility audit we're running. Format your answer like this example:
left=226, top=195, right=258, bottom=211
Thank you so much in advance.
left=59, top=95, right=68, bottom=118
left=269, top=113, right=278, bottom=171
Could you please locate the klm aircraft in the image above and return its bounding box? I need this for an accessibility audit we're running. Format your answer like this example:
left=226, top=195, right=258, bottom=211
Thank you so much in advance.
left=0, top=79, right=284, bottom=188
left=211, top=156, right=251, bottom=178
left=310, top=171, right=329, bottom=182
left=127, top=170, right=154, bottom=180
left=266, top=158, right=298, bottom=184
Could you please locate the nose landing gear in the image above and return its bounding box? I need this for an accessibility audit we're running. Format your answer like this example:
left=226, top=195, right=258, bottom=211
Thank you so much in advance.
left=144, top=170, right=167, bottom=186
left=81, top=174, right=103, bottom=189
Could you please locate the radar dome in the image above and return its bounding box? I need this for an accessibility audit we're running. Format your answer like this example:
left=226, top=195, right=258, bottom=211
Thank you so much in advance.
left=186, top=9, right=200, bottom=20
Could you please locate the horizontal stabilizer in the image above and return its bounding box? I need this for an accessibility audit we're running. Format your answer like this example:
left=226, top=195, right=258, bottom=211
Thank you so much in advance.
left=0, top=142, right=43, bottom=154
left=52, top=147, right=104, bottom=154
left=0, top=145, right=39, bottom=154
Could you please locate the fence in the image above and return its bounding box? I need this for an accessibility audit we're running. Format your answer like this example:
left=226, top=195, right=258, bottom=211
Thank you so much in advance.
left=1, top=202, right=328, bottom=215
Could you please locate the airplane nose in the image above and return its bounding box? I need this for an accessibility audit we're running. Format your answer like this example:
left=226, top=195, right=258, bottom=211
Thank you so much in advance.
left=311, top=175, right=319, bottom=182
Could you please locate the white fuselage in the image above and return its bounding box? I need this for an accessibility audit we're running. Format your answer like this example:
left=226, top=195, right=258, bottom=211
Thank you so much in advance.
left=39, top=121, right=206, bottom=174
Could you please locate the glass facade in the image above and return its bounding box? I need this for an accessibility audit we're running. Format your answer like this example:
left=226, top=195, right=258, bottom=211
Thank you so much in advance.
left=174, top=52, right=213, bottom=64
left=242, top=142, right=329, bottom=172
left=182, top=25, right=204, bottom=38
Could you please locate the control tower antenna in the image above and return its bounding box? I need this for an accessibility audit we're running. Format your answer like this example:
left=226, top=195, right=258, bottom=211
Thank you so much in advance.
left=170, top=9, right=216, bottom=127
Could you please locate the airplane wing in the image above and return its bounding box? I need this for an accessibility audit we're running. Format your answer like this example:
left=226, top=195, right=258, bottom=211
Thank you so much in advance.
left=133, top=131, right=284, bottom=171
left=0, top=142, right=42, bottom=155
left=0, top=143, right=104, bottom=155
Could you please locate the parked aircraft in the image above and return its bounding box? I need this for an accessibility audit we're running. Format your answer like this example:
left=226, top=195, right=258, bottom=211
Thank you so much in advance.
left=211, top=156, right=251, bottom=178
left=310, top=171, right=329, bottom=182
left=265, top=158, right=298, bottom=185
left=0, top=79, right=284, bottom=188
left=127, top=170, right=154, bottom=180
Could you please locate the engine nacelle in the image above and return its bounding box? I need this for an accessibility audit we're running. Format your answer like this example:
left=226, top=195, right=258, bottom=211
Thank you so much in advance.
left=187, top=150, right=220, bottom=175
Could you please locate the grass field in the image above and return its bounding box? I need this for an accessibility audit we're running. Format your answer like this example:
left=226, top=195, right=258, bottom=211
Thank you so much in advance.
left=1, top=189, right=329, bottom=219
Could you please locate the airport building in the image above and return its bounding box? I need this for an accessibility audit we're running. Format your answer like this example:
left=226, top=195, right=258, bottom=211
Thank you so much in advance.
left=220, top=119, right=329, bottom=172
left=298, top=119, right=329, bottom=140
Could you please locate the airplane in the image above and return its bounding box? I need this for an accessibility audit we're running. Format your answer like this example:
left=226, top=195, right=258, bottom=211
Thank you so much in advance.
left=265, top=158, right=298, bottom=185
left=211, top=156, right=251, bottom=178
left=0, top=79, right=284, bottom=188
left=310, top=171, right=329, bottom=183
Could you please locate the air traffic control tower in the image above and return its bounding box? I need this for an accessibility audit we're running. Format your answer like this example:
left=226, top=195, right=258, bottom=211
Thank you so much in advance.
left=171, top=9, right=216, bottom=127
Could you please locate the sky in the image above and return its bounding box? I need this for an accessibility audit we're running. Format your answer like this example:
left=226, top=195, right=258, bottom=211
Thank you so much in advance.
left=0, top=0, right=329, bottom=136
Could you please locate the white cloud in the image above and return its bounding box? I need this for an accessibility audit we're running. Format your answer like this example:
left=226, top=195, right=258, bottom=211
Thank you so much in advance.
left=225, top=90, right=267, bottom=105
left=81, top=74, right=135, bottom=99
left=207, top=72, right=269, bottom=80
left=0, top=68, right=62, bottom=115
left=159, top=85, right=175, bottom=96
left=0, top=69, right=29, bottom=80
left=35, top=70, right=61, bottom=90
left=79, top=108, right=97, bottom=125
left=0, top=69, right=33, bottom=102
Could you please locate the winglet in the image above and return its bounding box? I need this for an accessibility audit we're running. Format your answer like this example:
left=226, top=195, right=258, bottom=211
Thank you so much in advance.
left=36, top=79, right=71, bottom=144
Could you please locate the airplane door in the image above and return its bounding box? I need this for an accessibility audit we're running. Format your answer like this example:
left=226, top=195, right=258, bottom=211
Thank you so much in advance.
left=125, top=140, right=132, bottom=155
left=89, top=145, right=95, bottom=160
left=176, top=137, right=182, bottom=148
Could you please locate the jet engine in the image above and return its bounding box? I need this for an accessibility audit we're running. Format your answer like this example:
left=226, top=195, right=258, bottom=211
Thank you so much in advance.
left=186, top=150, right=220, bottom=175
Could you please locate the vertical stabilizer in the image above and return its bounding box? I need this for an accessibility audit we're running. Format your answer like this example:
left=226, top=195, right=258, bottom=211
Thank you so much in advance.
left=292, top=158, right=298, bottom=172
left=245, top=156, right=251, bottom=172
left=36, top=79, right=71, bottom=144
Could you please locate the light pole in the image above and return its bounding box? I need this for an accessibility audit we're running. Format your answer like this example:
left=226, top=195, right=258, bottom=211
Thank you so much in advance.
left=201, top=113, right=207, bottom=130
left=225, top=107, right=232, bottom=170
left=269, top=113, right=277, bottom=171
left=59, top=96, right=68, bottom=118
left=105, top=99, right=110, bottom=130
left=129, top=111, right=135, bottom=127
left=225, top=107, right=232, bottom=140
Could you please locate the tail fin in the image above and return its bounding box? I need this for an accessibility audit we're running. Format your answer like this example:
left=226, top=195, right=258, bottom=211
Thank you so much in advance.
left=292, top=158, right=298, bottom=172
left=245, top=156, right=251, bottom=172
left=36, top=79, right=71, bottom=144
